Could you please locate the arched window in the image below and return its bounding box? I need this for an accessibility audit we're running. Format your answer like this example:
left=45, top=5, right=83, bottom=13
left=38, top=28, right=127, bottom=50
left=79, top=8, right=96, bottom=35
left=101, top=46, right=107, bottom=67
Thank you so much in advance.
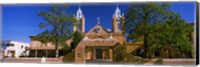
left=96, top=27, right=101, bottom=33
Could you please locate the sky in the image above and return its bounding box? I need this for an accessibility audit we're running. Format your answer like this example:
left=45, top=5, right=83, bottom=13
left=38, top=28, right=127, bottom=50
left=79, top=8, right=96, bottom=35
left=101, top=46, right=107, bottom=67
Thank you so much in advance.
left=1, top=2, right=196, bottom=43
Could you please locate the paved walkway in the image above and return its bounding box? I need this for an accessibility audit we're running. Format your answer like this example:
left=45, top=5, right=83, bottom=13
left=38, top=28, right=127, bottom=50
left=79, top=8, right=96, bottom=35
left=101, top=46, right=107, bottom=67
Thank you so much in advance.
left=144, top=59, right=158, bottom=65
left=144, top=58, right=195, bottom=65
left=162, top=59, right=195, bottom=65
left=86, top=60, right=112, bottom=64
left=1, top=58, right=63, bottom=63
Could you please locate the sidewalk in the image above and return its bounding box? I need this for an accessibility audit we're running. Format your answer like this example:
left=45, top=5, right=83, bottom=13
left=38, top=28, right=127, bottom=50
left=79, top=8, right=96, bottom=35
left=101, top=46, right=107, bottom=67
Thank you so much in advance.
left=1, top=57, right=63, bottom=63
left=162, top=59, right=195, bottom=65
left=144, top=59, right=158, bottom=65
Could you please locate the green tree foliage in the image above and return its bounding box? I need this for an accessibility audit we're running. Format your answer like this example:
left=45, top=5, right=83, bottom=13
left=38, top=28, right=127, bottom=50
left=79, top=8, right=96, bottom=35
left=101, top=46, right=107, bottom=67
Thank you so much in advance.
left=148, top=13, right=193, bottom=58
left=37, top=5, right=76, bottom=58
left=71, top=31, right=83, bottom=49
left=125, top=3, right=171, bottom=58
left=125, top=3, right=194, bottom=58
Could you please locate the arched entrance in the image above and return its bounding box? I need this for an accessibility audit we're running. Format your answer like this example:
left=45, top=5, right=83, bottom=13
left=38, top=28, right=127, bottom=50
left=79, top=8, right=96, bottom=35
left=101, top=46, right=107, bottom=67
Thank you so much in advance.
left=85, top=46, right=113, bottom=63
left=75, top=38, right=118, bottom=63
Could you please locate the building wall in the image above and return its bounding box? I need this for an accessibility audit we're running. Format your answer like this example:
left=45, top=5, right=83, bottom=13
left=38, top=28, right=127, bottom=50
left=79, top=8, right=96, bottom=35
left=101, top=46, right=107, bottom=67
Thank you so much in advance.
left=30, top=40, right=55, bottom=47
left=29, top=39, right=72, bottom=49
left=112, top=34, right=125, bottom=44
left=85, top=47, right=113, bottom=61
left=3, top=41, right=29, bottom=58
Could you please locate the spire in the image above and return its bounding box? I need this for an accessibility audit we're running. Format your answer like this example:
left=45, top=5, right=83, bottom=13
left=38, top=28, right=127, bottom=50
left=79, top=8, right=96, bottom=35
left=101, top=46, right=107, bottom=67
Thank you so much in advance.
left=75, top=4, right=85, bottom=33
left=114, top=4, right=121, bottom=19
left=78, top=4, right=81, bottom=9
left=97, top=17, right=100, bottom=24
left=76, top=5, right=83, bottom=19
left=112, top=4, right=124, bottom=33
left=116, top=3, right=119, bottom=10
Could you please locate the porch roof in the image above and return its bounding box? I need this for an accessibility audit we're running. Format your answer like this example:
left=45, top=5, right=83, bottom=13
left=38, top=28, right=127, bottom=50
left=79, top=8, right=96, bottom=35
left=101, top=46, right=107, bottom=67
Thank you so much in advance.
left=28, top=46, right=63, bottom=50
left=81, top=38, right=118, bottom=47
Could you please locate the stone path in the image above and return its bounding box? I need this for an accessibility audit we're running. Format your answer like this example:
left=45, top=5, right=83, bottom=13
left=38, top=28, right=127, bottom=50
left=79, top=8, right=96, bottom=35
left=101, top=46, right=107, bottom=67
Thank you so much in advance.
left=144, top=59, right=158, bottom=65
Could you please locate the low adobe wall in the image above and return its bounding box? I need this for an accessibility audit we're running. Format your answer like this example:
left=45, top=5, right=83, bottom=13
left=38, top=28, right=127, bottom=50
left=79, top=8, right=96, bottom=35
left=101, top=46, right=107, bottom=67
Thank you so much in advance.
left=162, top=59, right=195, bottom=65
left=2, top=58, right=62, bottom=63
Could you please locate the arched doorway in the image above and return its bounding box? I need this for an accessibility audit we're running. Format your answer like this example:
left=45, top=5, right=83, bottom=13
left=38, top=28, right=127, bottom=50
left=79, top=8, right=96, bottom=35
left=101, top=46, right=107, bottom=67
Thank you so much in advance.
left=96, top=49, right=103, bottom=59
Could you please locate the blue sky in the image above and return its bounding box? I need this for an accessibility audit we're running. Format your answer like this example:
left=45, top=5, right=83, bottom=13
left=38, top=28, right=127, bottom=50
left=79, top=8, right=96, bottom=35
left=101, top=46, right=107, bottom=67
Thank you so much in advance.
left=1, top=2, right=196, bottom=43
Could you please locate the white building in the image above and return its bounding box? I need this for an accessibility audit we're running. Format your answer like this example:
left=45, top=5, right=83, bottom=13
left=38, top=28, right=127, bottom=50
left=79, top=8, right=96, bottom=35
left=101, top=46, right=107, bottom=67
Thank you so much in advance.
left=0, top=40, right=29, bottom=58
left=0, top=50, right=3, bottom=61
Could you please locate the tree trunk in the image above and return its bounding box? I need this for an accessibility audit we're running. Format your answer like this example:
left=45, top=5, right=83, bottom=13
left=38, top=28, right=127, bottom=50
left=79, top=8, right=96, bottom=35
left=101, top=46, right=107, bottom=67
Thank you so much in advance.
left=56, top=49, right=59, bottom=58
left=160, top=48, right=164, bottom=58
left=55, top=40, right=59, bottom=58
left=143, top=15, right=148, bottom=58
left=166, top=50, right=169, bottom=58
left=143, top=35, right=148, bottom=58
left=55, top=30, right=59, bottom=58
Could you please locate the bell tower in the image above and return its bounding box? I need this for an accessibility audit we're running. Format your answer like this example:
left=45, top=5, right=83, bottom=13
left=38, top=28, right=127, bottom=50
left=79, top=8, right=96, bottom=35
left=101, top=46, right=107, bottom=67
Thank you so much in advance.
left=74, top=6, right=85, bottom=32
left=112, top=4, right=125, bottom=34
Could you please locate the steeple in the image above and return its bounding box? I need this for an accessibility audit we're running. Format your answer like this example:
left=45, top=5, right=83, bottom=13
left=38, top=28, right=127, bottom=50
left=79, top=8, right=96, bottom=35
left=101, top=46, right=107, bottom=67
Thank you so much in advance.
left=112, top=4, right=124, bottom=33
left=76, top=5, right=84, bottom=20
left=74, top=5, right=85, bottom=32
left=114, top=4, right=122, bottom=20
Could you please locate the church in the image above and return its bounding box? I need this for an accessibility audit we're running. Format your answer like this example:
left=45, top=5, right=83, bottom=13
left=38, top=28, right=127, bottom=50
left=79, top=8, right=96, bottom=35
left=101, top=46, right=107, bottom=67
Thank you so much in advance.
left=28, top=5, right=143, bottom=63
left=74, top=6, right=126, bottom=63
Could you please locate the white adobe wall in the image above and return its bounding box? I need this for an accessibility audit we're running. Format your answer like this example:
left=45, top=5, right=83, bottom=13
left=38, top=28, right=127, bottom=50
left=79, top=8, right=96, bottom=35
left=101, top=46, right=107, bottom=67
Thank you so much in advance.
left=4, top=41, right=29, bottom=58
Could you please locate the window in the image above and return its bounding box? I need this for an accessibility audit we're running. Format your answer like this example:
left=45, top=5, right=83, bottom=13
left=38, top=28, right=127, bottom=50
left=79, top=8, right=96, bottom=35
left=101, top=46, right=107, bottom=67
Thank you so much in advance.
left=6, top=43, right=14, bottom=47
left=6, top=43, right=10, bottom=47
left=21, top=46, right=23, bottom=49
left=10, top=44, right=14, bottom=46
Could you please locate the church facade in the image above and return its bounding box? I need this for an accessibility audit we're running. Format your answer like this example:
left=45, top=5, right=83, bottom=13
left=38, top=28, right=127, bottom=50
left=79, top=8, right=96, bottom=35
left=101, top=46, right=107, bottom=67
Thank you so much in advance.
left=74, top=6, right=126, bottom=63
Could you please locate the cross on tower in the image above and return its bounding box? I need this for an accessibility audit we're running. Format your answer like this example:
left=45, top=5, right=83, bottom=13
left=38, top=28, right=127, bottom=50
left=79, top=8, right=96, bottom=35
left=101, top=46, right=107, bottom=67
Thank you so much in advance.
left=116, top=3, right=118, bottom=8
left=97, top=17, right=100, bottom=24
left=78, top=4, right=80, bottom=8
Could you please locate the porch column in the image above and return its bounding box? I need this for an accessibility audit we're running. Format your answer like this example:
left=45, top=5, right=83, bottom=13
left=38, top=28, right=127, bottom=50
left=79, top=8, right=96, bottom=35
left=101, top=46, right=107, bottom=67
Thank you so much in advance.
left=35, top=50, right=38, bottom=58
left=93, top=48, right=96, bottom=60
left=45, top=50, right=48, bottom=58
left=109, top=48, right=113, bottom=61
left=106, top=49, right=108, bottom=60
left=102, top=49, right=105, bottom=60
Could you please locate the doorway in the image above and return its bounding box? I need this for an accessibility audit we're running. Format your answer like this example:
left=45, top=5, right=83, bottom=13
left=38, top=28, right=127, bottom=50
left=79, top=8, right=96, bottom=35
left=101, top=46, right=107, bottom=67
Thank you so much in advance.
left=96, top=49, right=103, bottom=59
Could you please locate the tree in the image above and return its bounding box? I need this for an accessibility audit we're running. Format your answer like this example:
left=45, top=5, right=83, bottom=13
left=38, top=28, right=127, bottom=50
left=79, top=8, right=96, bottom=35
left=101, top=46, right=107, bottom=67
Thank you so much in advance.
left=148, top=12, right=193, bottom=58
left=125, top=3, right=171, bottom=58
left=164, top=13, right=193, bottom=58
left=37, top=5, right=76, bottom=58
left=71, top=31, right=83, bottom=49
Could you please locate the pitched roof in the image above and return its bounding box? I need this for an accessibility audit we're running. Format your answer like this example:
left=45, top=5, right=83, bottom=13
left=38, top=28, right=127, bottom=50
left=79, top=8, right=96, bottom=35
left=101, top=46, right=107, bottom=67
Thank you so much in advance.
left=78, top=38, right=118, bottom=47
left=86, top=24, right=110, bottom=35
left=28, top=46, right=63, bottom=50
